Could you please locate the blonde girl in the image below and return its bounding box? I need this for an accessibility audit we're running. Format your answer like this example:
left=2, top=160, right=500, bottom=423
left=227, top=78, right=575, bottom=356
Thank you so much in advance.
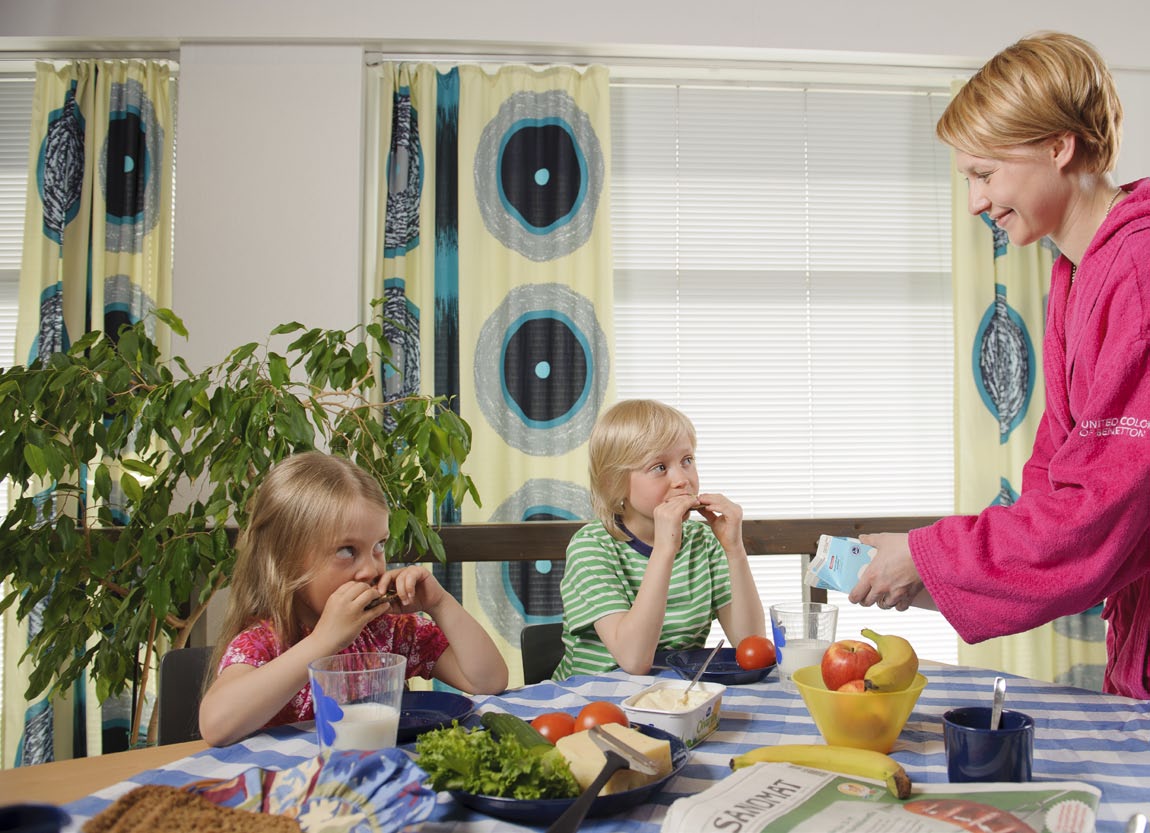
left=199, top=452, right=507, bottom=746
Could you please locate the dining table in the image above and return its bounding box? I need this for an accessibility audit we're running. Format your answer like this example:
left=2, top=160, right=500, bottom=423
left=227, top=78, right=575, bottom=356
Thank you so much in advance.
left=3, top=661, right=1147, bottom=832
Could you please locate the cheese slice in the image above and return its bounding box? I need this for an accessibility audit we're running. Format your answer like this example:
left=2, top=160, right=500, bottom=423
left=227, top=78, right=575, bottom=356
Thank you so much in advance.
left=555, top=723, right=673, bottom=796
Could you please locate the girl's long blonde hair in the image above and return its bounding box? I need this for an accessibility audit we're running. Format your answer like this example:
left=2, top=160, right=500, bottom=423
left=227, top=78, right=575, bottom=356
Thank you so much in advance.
left=588, top=399, right=696, bottom=540
left=204, top=452, right=389, bottom=689
left=936, top=31, right=1122, bottom=173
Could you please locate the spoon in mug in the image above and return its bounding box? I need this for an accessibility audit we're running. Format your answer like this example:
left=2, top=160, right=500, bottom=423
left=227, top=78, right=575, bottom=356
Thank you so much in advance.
left=681, top=640, right=724, bottom=705
left=990, top=676, right=1006, bottom=730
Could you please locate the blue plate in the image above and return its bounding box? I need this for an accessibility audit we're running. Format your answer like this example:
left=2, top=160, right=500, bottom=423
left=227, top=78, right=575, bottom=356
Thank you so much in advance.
left=398, top=690, right=475, bottom=744
left=665, top=647, right=775, bottom=685
left=449, top=724, right=688, bottom=824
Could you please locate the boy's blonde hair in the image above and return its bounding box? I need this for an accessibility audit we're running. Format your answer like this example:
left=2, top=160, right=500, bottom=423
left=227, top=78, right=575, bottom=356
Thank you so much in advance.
left=936, top=31, right=1122, bottom=174
left=588, top=400, right=696, bottom=540
left=205, top=452, right=389, bottom=688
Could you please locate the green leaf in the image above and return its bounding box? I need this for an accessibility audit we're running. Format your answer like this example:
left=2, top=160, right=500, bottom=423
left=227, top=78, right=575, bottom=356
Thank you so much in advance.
left=120, top=471, right=144, bottom=504
left=22, top=444, right=46, bottom=477
left=93, top=463, right=113, bottom=500
left=121, top=458, right=157, bottom=477
left=269, top=353, right=289, bottom=387
left=155, top=308, right=189, bottom=337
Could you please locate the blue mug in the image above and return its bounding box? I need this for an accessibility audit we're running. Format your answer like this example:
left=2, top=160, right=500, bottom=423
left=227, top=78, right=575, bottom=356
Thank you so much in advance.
left=0, top=804, right=70, bottom=833
left=943, top=706, right=1034, bottom=782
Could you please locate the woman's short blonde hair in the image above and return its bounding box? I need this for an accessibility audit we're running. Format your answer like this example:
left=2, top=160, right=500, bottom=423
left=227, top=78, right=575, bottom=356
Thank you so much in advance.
left=936, top=31, right=1122, bottom=173
left=588, top=400, right=696, bottom=540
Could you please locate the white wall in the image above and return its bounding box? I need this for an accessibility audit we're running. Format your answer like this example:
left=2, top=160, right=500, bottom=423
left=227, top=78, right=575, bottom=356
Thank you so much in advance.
left=172, top=44, right=364, bottom=369
left=2, top=0, right=1149, bottom=369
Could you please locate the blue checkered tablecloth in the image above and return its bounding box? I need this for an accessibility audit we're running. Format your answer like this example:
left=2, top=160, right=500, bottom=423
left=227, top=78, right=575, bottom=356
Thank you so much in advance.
left=62, top=665, right=1149, bottom=832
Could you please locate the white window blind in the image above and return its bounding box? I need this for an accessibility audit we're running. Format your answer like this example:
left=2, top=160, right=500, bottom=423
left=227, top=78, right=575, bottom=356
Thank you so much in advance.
left=610, top=78, right=960, bottom=662
left=0, top=76, right=33, bottom=521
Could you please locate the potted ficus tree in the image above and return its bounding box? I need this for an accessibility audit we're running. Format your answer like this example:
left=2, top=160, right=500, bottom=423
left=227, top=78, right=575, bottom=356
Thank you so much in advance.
left=0, top=303, right=478, bottom=746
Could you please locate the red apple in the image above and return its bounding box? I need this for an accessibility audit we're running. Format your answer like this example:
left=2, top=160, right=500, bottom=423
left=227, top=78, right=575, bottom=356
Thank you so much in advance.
left=821, top=639, right=881, bottom=691
left=836, top=679, right=867, bottom=693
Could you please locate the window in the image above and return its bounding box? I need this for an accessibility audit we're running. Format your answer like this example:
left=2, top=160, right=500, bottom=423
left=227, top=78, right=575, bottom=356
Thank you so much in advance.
left=610, top=75, right=959, bottom=661
left=0, top=71, right=33, bottom=758
left=0, top=73, right=33, bottom=495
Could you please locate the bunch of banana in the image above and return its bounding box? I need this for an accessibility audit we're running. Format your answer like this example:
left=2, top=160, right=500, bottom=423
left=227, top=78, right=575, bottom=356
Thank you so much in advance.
left=861, top=628, right=919, bottom=692
left=730, top=743, right=912, bottom=800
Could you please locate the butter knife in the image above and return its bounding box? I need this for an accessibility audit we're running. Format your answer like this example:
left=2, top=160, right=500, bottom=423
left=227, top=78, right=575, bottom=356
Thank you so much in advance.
left=588, top=725, right=659, bottom=775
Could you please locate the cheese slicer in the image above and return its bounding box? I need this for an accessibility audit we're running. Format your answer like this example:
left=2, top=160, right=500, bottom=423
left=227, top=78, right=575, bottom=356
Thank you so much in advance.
left=545, top=726, right=659, bottom=833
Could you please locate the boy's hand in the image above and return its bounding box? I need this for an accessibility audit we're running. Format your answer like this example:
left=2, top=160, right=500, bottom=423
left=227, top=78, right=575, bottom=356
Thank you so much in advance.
left=652, top=493, right=697, bottom=551
left=695, top=492, right=744, bottom=552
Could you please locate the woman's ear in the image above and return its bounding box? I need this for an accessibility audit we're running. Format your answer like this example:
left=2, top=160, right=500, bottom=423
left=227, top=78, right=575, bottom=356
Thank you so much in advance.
left=1049, top=131, right=1077, bottom=171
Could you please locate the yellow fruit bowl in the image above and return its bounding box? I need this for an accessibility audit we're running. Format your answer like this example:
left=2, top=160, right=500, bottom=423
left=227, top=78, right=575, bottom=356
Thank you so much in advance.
left=791, top=665, right=927, bottom=753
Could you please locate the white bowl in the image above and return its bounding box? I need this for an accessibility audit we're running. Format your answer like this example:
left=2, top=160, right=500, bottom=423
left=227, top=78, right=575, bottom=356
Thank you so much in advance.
left=621, top=679, right=725, bottom=748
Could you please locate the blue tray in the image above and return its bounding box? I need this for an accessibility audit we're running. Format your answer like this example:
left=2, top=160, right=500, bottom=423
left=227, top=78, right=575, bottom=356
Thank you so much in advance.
left=449, top=724, right=688, bottom=824
left=665, top=647, right=775, bottom=685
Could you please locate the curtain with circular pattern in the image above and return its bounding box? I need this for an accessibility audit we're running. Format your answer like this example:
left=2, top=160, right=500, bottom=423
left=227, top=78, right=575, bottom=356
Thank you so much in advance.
left=5, top=60, right=174, bottom=765
left=365, top=63, right=612, bottom=688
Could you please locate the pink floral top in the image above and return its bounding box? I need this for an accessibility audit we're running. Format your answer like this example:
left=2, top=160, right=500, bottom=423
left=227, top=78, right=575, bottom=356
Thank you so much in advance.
left=218, top=614, right=449, bottom=729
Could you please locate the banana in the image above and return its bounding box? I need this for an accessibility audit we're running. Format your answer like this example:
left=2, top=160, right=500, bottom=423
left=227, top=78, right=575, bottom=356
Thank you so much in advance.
left=730, top=743, right=912, bottom=800
left=861, top=628, right=919, bottom=692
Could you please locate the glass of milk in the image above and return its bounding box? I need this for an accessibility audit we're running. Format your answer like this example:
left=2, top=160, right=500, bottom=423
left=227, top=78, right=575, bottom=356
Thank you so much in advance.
left=308, top=652, right=406, bottom=757
left=769, top=602, right=838, bottom=694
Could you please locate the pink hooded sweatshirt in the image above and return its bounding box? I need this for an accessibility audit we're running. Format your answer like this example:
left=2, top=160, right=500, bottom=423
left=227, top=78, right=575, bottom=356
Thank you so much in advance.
left=911, top=178, right=1150, bottom=699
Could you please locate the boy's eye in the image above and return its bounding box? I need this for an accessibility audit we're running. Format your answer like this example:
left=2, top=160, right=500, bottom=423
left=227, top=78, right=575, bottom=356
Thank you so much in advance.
left=651, top=463, right=667, bottom=473
left=336, top=545, right=355, bottom=560
left=372, top=540, right=386, bottom=556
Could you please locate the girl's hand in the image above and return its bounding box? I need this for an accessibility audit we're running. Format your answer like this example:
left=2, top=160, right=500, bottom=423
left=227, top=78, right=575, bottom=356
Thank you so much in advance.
left=377, top=565, right=447, bottom=614
left=695, top=492, right=743, bottom=552
left=312, top=581, right=381, bottom=654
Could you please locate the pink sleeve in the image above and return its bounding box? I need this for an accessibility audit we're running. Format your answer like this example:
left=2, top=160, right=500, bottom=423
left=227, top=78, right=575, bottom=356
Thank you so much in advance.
left=912, top=267, right=1150, bottom=643
left=218, top=623, right=283, bottom=675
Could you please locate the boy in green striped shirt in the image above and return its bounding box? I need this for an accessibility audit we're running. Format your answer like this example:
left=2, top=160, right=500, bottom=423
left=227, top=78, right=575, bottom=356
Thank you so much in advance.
left=554, top=400, right=766, bottom=679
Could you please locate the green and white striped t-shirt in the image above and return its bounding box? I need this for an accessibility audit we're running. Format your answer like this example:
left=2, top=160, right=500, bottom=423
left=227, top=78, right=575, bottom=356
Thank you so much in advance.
left=553, top=520, right=733, bottom=679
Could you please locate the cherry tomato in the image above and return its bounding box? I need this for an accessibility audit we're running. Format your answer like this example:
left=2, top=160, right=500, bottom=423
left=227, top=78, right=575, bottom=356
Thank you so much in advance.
left=574, top=701, right=629, bottom=732
left=736, top=635, right=777, bottom=670
left=530, top=711, right=576, bottom=742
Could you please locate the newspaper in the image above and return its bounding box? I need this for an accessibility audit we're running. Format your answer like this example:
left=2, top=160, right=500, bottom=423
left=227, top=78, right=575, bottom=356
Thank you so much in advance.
left=805, top=535, right=874, bottom=594
left=661, top=762, right=1101, bottom=833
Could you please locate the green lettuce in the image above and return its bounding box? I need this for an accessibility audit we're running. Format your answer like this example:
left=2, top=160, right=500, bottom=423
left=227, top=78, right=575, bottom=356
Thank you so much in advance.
left=415, top=722, right=580, bottom=800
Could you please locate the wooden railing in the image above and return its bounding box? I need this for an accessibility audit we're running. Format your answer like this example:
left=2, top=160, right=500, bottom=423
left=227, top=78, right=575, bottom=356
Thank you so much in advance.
left=414, top=516, right=943, bottom=603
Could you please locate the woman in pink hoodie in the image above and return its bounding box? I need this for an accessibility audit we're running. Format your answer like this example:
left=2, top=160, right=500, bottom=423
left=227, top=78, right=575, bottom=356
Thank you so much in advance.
left=850, top=32, right=1150, bottom=699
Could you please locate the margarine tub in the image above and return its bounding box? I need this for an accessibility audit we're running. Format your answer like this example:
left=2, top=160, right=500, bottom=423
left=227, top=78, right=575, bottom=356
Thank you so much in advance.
left=622, top=680, right=725, bottom=747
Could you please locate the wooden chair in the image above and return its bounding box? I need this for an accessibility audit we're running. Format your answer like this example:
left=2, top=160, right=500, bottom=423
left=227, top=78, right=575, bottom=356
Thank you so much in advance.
left=157, top=646, right=213, bottom=745
left=520, top=622, right=565, bottom=685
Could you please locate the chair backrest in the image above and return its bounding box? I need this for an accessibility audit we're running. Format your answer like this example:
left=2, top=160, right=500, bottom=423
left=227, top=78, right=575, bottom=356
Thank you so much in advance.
left=157, top=645, right=214, bottom=745
left=520, top=622, right=565, bottom=685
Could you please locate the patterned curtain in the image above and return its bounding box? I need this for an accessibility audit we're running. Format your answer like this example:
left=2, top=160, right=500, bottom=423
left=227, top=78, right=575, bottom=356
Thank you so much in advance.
left=5, top=60, right=174, bottom=765
left=948, top=80, right=1106, bottom=688
left=365, top=63, right=613, bottom=687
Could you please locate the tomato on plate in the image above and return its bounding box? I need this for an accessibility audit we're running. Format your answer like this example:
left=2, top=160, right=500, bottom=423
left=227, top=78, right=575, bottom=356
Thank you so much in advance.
left=530, top=711, right=576, bottom=742
left=574, top=701, right=629, bottom=732
left=736, top=635, right=777, bottom=670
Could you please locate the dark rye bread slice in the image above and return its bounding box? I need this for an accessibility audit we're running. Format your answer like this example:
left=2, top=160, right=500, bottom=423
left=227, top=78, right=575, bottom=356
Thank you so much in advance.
left=82, top=784, right=302, bottom=833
